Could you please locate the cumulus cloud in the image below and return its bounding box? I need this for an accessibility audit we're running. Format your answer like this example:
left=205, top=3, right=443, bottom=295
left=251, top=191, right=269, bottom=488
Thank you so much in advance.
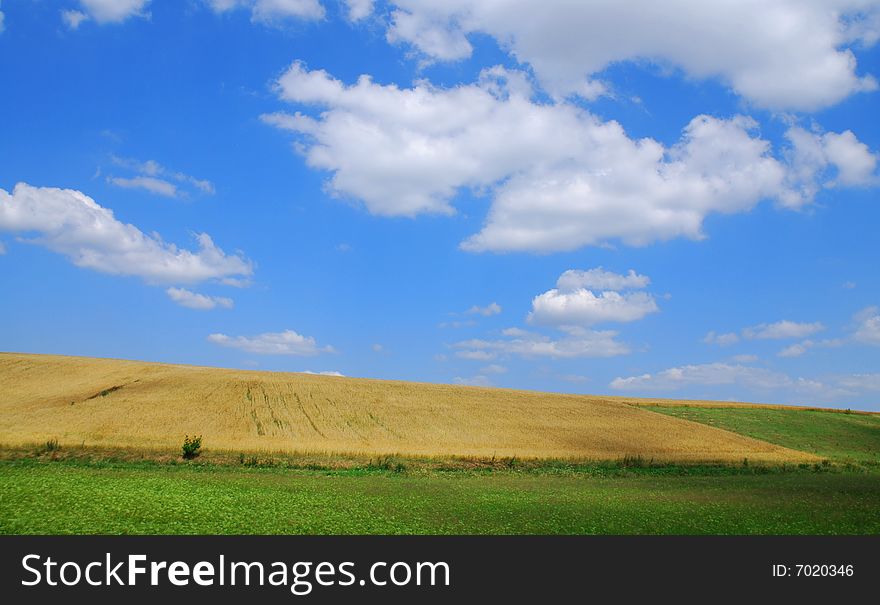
left=530, top=290, right=658, bottom=327
left=208, top=329, right=333, bottom=355
left=453, top=269, right=651, bottom=361
left=528, top=267, right=658, bottom=327
left=382, top=0, right=879, bottom=110
left=301, top=370, right=345, bottom=376
left=166, top=287, right=233, bottom=310
left=784, top=126, right=879, bottom=204
left=205, top=0, right=324, bottom=23
left=0, top=183, right=253, bottom=285
left=107, top=156, right=215, bottom=198
left=0, top=2, right=6, bottom=34
left=264, top=63, right=877, bottom=252
left=63, top=0, right=151, bottom=26
left=703, top=331, right=740, bottom=346
left=466, top=302, right=502, bottom=316
left=344, top=0, right=373, bottom=21
left=61, top=10, right=88, bottom=30
left=743, top=320, right=825, bottom=340
left=853, top=306, right=880, bottom=344
left=480, top=363, right=507, bottom=374
left=454, top=326, right=629, bottom=360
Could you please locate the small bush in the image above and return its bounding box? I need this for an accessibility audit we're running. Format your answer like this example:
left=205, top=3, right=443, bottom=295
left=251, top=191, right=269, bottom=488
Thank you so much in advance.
left=182, top=435, right=202, bottom=460
left=367, top=455, right=407, bottom=473
left=45, top=438, right=61, bottom=452
left=239, top=453, right=259, bottom=467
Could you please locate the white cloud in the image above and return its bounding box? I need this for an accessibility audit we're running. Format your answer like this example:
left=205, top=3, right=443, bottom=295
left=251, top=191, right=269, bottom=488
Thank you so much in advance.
left=837, top=373, right=880, bottom=391
left=264, top=63, right=877, bottom=253
left=301, top=370, right=345, bottom=376
left=0, top=3, right=5, bottom=34
left=778, top=342, right=811, bottom=358
left=731, top=354, right=758, bottom=363
left=703, top=331, right=740, bottom=346
left=528, top=267, right=658, bottom=327
left=208, top=329, right=333, bottom=356
left=371, top=343, right=384, bottom=352
left=68, top=0, right=151, bottom=25
left=108, top=156, right=215, bottom=197
left=0, top=183, right=253, bottom=285
left=382, top=0, right=879, bottom=110
left=776, top=338, right=843, bottom=357
left=387, top=8, right=473, bottom=61
left=611, top=363, right=794, bottom=391
left=61, top=10, right=89, bottom=30
left=166, top=287, right=233, bottom=310
left=556, top=268, right=649, bottom=292
left=205, top=0, right=324, bottom=23
left=344, top=0, right=373, bottom=21
left=784, top=126, right=879, bottom=204
left=453, top=375, right=492, bottom=387
left=743, top=320, right=825, bottom=340
left=466, top=302, right=501, bottom=316
left=454, top=326, right=629, bottom=360
left=611, top=362, right=880, bottom=404
left=480, top=363, right=507, bottom=374
left=854, top=306, right=880, bottom=344
left=108, top=176, right=178, bottom=198
left=530, top=289, right=658, bottom=327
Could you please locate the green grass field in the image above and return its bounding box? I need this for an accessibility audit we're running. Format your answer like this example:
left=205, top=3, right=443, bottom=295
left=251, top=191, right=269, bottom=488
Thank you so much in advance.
left=1, top=459, right=879, bottom=535
left=647, top=406, right=880, bottom=465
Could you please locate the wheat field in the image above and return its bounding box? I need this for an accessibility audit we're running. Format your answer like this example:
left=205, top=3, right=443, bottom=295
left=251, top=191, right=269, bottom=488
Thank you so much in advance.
left=0, top=352, right=816, bottom=462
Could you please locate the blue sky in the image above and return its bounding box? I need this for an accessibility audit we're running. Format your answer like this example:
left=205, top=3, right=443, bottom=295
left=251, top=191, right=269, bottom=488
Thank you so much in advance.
left=1, top=1, right=879, bottom=409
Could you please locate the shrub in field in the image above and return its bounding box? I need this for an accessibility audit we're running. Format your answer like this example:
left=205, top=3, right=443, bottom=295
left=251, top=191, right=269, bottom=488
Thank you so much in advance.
left=182, top=435, right=202, bottom=460
left=239, top=453, right=259, bottom=467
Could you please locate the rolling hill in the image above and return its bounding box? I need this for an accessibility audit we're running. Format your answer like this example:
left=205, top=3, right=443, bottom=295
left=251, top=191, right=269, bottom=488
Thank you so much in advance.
left=0, top=352, right=821, bottom=462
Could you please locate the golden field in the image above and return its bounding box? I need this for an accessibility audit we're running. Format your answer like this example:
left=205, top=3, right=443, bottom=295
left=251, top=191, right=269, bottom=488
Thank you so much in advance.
left=0, top=352, right=817, bottom=462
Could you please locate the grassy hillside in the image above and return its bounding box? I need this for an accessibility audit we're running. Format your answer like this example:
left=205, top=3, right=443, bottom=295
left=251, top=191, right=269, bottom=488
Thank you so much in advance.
left=0, top=352, right=811, bottom=463
left=648, top=406, right=880, bottom=465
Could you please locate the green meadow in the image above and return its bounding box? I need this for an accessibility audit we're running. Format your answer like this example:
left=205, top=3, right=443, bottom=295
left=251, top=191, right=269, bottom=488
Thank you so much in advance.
left=648, top=406, right=880, bottom=465
left=1, top=458, right=878, bottom=535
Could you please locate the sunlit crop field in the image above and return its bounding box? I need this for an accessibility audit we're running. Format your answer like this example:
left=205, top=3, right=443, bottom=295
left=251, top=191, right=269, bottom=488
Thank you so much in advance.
left=0, top=352, right=815, bottom=462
